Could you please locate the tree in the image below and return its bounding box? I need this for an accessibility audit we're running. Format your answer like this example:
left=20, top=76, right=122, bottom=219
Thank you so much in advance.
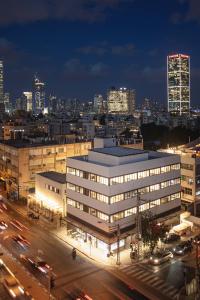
left=141, top=210, right=168, bottom=254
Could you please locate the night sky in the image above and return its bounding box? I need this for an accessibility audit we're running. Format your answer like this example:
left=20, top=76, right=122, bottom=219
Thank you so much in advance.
left=0, top=0, right=200, bottom=106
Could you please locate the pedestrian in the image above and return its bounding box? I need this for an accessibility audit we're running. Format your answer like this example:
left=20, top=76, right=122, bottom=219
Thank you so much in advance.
left=72, top=247, right=77, bottom=260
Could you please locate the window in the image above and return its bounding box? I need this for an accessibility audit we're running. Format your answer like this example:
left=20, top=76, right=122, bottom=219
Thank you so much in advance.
left=97, top=212, right=109, bottom=221
left=150, top=184, right=160, bottom=192
left=90, top=174, right=97, bottom=181
left=139, top=203, right=149, bottom=212
left=97, top=176, right=109, bottom=185
left=182, top=187, right=192, bottom=195
left=124, top=190, right=137, bottom=200
left=75, top=186, right=83, bottom=194
left=138, top=170, right=149, bottom=179
left=150, top=199, right=160, bottom=208
left=124, top=173, right=137, bottom=182
left=90, top=208, right=97, bottom=217
left=90, top=191, right=97, bottom=199
left=171, top=178, right=180, bottom=185
left=67, top=167, right=76, bottom=175
left=124, top=207, right=137, bottom=217
left=55, top=188, right=60, bottom=194
left=58, top=148, right=64, bottom=153
left=171, top=164, right=180, bottom=170
left=171, top=193, right=180, bottom=201
left=110, top=194, right=124, bottom=204
left=181, top=163, right=193, bottom=171
left=150, top=168, right=160, bottom=176
left=161, top=196, right=170, bottom=204
left=67, top=198, right=76, bottom=207
left=76, top=169, right=83, bottom=177
left=138, top=186, right=149, bottom=195
left=161, top=180, right=170, bottom=189
left=110, top=176, right=124, bottom=185
left=76, top=202, right=83, bottom=210
left=161, top=166, right=170, bottom=173
left=96, top=194, right=109, bottom=203
left=67, top=183, right=76, bottom=191
left=110, top=212, right=124, bottom=222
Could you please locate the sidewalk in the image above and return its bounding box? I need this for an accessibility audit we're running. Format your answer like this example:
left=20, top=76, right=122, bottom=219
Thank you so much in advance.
left=0, top=244, right=50, bottom=300
left=52, top=227, right=136, bottom=267
left=5, top=199, right=138, bottom=267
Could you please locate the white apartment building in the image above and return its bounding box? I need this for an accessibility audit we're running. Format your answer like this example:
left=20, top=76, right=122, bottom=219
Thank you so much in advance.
left=66, top=146, right=181, bottom=255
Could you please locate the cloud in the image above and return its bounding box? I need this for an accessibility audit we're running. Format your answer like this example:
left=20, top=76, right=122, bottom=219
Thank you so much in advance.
left=0, top=0, right=132, bottom=26
left=172, top=0, right=200, bottom=23
left=0, top=38, right=21, bottom=62
left=77, top=42, right=135, bottom=56
left=64, top=58, right=109, bottom=80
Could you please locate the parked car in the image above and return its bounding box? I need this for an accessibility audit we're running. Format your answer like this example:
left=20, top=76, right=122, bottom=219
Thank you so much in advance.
left=163, top=233, right=180, bottom=244
left=172, top=241, right=193, bottom=255
left=149, top=250, right=173, bottom=265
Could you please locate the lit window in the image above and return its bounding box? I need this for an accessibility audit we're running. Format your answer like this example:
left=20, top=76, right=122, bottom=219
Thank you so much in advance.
left=171, top=164, right=180, bottom=170
left=150, top=184, right=160, bottom=192
left=110, top=194, right=124, bottom=203
left=67, top=167, right=76, bottom=175
left=124, top=173, right=137, bottom=182
left=161, top=166, right=170, bottom=173
left=97, top=212, right=109, bottom=221
left=170, top=192, right=180, bottom=201
left=124, top=190, right=137, bottom=200
left=124, top=207, right=137, bottom=217
left=138, top=170, right=149, bottom=179
left=110, top=176, right=124, bottom=185
left=160, top=196, right=170, bottom=204
left=161, top=181, right=170, bottom=189
left=138, top=186, right=149, bottom=195
left=67, top=183, right=76, bottom=191
left=139, top=203, right=149, bottom=211
left=150, top=168, right=160, bottom=176
left=150, top=199, right=160, bottom=208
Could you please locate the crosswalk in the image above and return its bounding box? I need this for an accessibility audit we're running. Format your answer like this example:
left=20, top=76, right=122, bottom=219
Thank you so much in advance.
left=119, top=264, right=179, bottom=300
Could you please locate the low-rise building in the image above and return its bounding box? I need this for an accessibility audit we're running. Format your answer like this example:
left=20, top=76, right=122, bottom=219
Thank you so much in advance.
left=0, top=139, right=91, bottom=199
left=66, top=145, right=181, bottom=256
left=28, top=172, right=66, bottom=224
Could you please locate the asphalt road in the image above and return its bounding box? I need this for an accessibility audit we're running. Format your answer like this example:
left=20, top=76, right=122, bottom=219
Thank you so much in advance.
left=0, top=203, right=149, bottom=300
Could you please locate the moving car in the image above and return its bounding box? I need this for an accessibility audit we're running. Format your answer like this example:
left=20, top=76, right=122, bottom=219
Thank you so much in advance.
left=0, top=220, right=8, bottom=230
left=149, top=250, right=173, bottom=265
left=172, top=241, right=193, bottom=255
left=163, top=233, right=180, bottom=244
left=27, top=256, right=52, bottom=274
left=3, top=274, right=25, bottom=298
left=10, top=220, right=28, bottom=231
left=12, top=234, right=31, bottom=249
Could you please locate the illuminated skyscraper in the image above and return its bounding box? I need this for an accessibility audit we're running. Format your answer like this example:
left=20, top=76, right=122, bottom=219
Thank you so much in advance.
left=107, top=87, right=135, bottom=115
left=22, top=92, right=32, bottom=111
left=0, top=61, right=4, bottom=104
left=33, top=75, right=45, bottom=114
left=167, top=54, right=190, bottom=115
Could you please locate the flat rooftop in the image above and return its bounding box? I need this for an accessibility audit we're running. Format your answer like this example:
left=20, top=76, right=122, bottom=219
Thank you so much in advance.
left=91, top=147, right=146, bottom=157
left=0, top=139, right=90, bottom=148
left=37, top=171, right=66, bottom=184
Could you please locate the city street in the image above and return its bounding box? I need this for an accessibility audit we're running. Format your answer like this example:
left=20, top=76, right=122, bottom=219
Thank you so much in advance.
left=0, top=201, right=149, bottom=300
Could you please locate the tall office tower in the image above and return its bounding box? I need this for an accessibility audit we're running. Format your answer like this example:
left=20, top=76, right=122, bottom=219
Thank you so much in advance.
left=33, top=75, right=45, bottom=114
left=93, top=94, right=104, bottom=113
left=22, top=92, right=32, bottom=111
left=0, top=61, right=4, bottom=104
left=107, top=87, right=135, bottom=115
left=4, top=92, right=11, bottom=113
left=167, top=54, right=190, bottom=115
left=48, top=95, right=57, bottom=113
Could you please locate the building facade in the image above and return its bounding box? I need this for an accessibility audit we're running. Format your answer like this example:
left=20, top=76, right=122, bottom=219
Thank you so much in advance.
left=108, top=87, right=135, bottom=115
left=0, top=61, right=3, bottom=105
left=33, top=75, right=45, bottom=114
left=23, top=92, right=32, bottom=112
left=167, top=54, right=190, bottom=115
left=66, top=146, right=181, bottom=255
left=28, top=172, right=66, bottom=224
left=0, top=140, right=91, bottom=198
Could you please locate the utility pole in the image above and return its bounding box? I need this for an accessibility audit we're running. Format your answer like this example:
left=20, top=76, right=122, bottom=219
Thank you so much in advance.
left=135, top=192, right=142, bottom=259
left=116, top=224, right=120, bottom=265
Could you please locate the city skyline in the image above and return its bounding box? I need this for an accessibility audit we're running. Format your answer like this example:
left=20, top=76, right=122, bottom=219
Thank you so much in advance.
left=0, top=0, right=200, bottom=105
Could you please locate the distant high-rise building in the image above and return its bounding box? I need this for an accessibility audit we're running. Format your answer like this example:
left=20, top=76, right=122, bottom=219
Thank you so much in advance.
left=167, top=54, right=190, bottom=115
left=93, top=94, right=104, bottom=113
left=107, top=87, right=135, bottom=115
left=33, top=75, right=45, bottom=114
left=0, top=61, right=4, bottom=104
left=23, top=92, right=32, bottom=111
left=4, top=92, right=11, bottom=113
